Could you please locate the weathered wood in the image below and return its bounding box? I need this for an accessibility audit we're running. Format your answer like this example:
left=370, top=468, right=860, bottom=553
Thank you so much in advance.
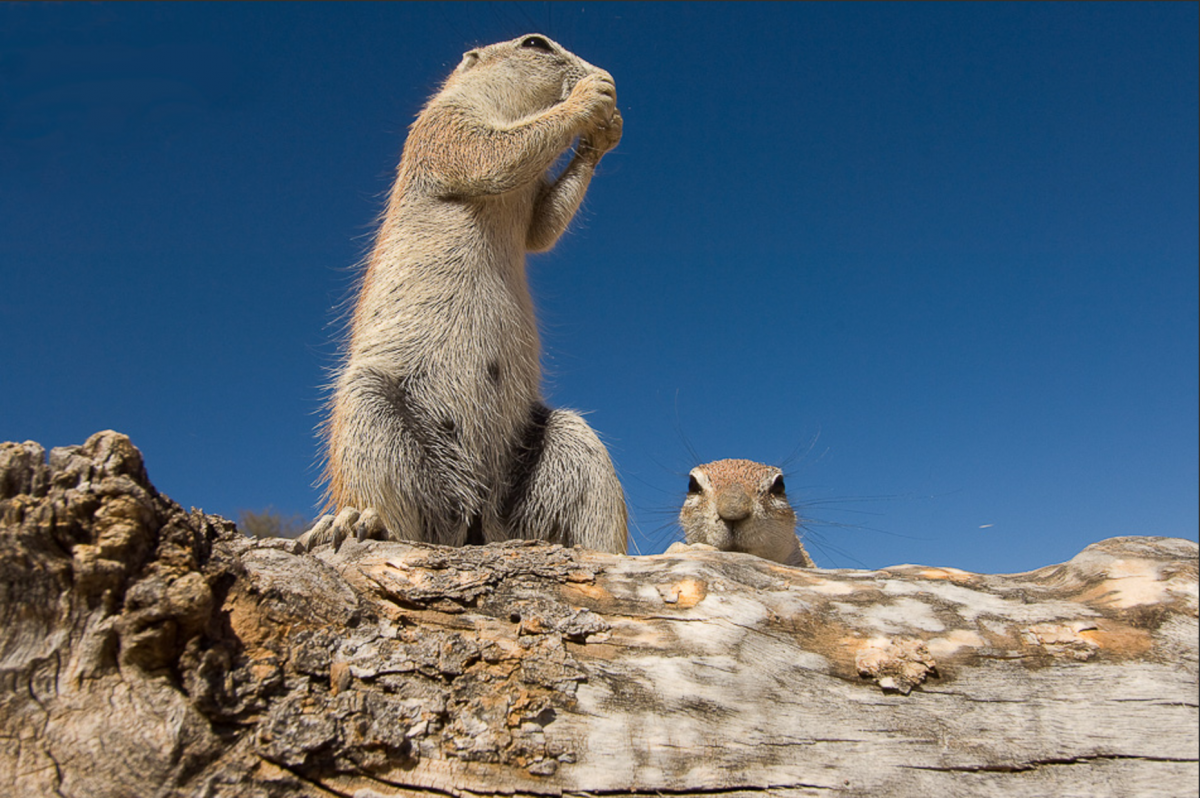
left=1, top=431, right=1197, bottom=797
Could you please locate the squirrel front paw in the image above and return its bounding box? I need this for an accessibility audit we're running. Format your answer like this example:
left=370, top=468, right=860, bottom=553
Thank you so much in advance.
left=579, top=107, right=623, bottom=162
left=569, top=72, right=618, bottom=128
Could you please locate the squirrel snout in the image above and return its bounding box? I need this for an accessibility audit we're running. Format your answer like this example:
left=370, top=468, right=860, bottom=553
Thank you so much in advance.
left=715, top=488, right=753, bottom=522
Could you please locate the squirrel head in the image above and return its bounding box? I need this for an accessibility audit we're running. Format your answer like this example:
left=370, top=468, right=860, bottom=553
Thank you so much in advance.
left=445, top=34, right=606, bottom=123
left=680, top=459, right=800, bottom=562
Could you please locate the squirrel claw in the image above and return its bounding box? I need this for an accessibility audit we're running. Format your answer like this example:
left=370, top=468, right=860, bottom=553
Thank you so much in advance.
left=298, top=506, right=390, bottom=552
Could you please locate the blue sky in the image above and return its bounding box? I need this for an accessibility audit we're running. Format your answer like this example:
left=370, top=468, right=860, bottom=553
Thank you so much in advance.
left=2, top=2, right=1196, bottom=573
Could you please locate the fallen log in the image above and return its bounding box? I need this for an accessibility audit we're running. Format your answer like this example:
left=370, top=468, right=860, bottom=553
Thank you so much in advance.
left=1, top=431, right=1196, bottom=797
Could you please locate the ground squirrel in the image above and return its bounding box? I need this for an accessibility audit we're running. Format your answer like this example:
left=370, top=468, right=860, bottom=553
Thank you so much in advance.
left=300, top=34, right=626, bottom=553
left=667, top=459, right=816, bottom=567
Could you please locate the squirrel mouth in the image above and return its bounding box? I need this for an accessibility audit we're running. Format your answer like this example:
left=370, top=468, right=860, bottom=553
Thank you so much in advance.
left=722, top=517, right=746, bottom=542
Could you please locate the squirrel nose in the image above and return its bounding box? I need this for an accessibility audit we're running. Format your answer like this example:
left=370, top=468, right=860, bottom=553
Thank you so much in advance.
left=716, top=488, right=752, bottom=522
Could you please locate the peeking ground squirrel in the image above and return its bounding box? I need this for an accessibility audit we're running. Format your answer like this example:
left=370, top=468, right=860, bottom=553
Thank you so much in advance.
left=667, top=459, right=816, bottom=567
left=300, top=34, right=626, bottom=553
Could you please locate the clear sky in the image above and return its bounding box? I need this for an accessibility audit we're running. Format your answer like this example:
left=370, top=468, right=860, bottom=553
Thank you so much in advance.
left=3, top=2, right=1196, bottom=574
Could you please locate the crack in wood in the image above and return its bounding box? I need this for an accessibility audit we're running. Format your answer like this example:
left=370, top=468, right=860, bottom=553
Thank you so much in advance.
left=903, top=754, right=1200, bottom=774
left=564, top=784, right=838, bottom=797
left=273, top=761, right=355, bottom=798
left=346, top=773, right=509, bottom=798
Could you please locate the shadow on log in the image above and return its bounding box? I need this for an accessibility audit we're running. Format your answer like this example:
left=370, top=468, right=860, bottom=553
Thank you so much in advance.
left=1, top=431, right=1197, bottom=797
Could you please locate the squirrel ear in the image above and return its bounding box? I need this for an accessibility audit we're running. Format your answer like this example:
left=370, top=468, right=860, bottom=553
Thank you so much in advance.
left=457, top=51, right=480, bottom=72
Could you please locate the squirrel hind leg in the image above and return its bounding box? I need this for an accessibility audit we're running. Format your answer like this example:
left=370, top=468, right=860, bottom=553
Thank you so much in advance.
left=500, top=406, right=627, bottom=554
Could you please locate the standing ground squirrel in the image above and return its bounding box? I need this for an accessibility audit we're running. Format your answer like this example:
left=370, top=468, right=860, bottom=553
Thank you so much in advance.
left=300, top=34, right=626, bottom=553
left=667, top=459, right=816, bottom=567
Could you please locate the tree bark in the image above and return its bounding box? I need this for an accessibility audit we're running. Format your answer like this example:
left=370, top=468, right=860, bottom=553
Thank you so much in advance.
left=1, top=431, right=1196, bottom=798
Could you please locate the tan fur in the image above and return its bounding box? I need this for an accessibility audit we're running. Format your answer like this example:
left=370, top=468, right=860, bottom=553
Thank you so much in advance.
left=669, top=459, right=815, bottom=567
left=303, top=35, right=626, bottom=553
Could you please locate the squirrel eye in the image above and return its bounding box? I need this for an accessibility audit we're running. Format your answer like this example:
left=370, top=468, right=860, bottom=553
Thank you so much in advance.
left=520, top=36, right=553, bottom=52
left=687, top=475, right=702, bottom=494
left=769, top=475, right=787, bottom=496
